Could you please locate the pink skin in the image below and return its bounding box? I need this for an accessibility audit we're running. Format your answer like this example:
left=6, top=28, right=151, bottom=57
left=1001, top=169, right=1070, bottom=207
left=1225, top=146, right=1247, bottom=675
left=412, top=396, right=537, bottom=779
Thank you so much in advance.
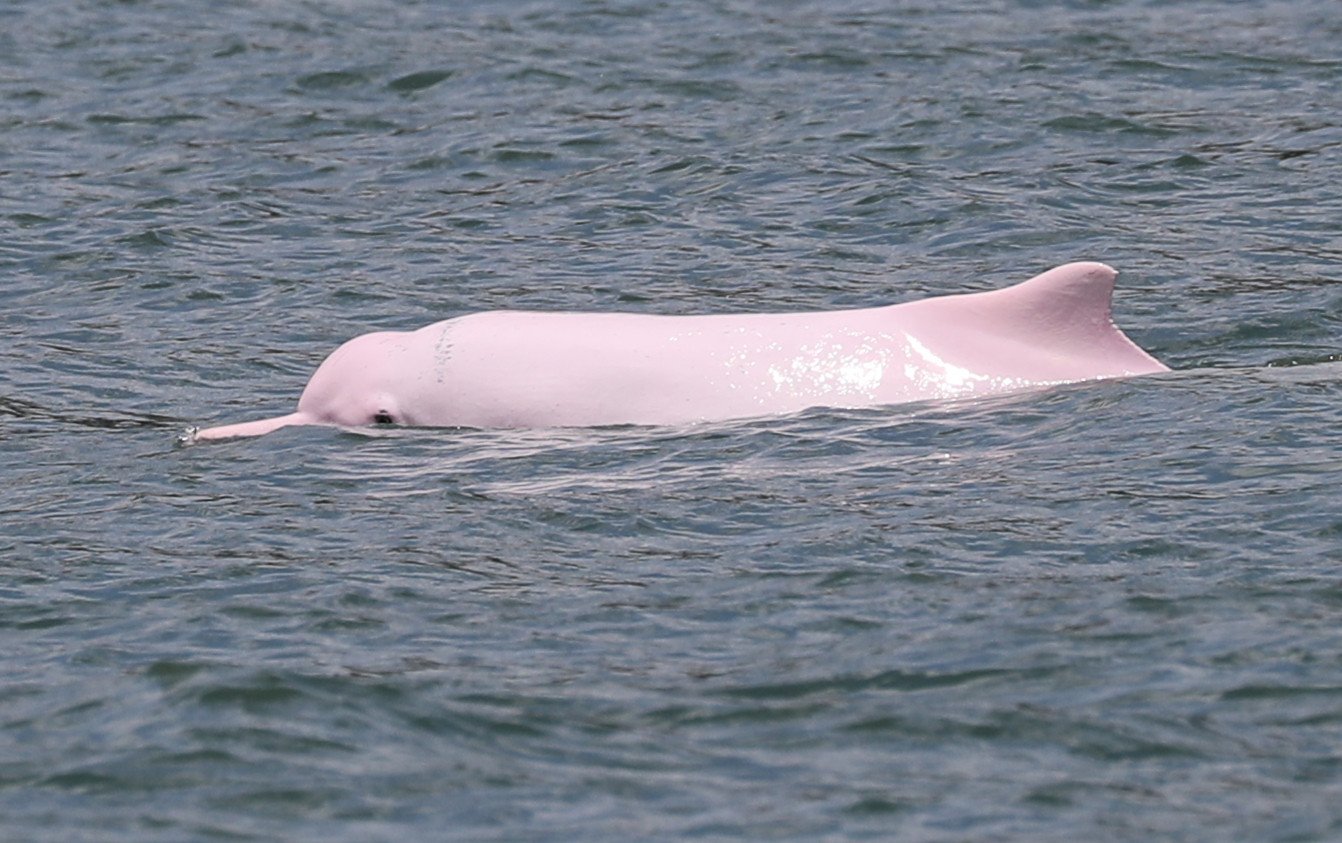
left=194, top=262, right=1167, bottom=440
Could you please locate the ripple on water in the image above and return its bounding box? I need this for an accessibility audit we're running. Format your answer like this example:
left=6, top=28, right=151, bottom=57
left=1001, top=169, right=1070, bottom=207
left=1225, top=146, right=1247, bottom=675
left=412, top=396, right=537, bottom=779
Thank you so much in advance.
left=3, top=0, right=1342, bottom=840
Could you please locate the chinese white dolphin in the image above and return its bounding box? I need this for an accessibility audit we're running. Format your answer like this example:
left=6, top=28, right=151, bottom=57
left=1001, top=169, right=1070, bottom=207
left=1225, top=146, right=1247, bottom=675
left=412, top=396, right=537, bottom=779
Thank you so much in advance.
left=193, top=262, right=1167, bottom=440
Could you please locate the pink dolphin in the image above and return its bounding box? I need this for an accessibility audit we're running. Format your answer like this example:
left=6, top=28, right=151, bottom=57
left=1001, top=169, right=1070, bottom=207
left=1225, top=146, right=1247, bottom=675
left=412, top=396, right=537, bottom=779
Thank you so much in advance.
left=193, top=261, right=1167, bottom=440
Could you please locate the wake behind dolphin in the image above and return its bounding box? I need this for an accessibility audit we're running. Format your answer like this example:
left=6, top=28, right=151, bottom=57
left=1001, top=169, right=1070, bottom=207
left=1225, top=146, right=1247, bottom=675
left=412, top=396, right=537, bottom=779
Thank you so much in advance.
left=193, top=262, right=1167, bottom=440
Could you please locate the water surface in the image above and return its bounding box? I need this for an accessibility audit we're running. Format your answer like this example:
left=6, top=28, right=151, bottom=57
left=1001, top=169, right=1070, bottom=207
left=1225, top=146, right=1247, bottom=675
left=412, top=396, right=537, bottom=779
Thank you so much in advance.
left=3, top=0, right=1342, bottom=840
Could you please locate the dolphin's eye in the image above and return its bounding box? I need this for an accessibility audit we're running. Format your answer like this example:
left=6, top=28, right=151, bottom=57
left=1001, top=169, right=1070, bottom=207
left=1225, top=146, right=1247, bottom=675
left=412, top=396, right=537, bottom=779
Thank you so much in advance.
left=372, top=410, right=394, bottom=425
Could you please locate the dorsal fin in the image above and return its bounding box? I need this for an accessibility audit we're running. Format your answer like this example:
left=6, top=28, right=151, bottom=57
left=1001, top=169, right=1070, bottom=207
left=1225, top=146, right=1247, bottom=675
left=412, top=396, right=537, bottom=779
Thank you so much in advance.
left=982, top=261, right=1118, bottom=339
left=913, top=262, right=1168, bottom=378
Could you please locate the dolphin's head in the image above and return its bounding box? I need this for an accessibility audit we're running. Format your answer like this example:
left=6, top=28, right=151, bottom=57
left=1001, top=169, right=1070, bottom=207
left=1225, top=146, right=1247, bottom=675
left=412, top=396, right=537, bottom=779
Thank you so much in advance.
left=193, top=330, right=414, bottom=441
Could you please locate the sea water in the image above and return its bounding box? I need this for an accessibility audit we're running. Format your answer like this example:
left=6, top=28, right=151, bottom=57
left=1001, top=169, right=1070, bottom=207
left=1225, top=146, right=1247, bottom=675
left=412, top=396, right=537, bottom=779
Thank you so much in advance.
left=3, top=0, right=1341, bottom=839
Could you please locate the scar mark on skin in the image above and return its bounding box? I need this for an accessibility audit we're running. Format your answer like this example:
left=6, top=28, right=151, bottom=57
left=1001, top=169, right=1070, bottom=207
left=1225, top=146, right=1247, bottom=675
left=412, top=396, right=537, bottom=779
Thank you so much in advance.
left=432, top=323, right=457, bottom=384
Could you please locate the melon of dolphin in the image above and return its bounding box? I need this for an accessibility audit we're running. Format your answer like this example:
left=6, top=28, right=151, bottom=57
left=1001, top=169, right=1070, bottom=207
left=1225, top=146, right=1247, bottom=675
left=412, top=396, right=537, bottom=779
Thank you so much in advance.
left=193, top=261, right=1167, bottom=440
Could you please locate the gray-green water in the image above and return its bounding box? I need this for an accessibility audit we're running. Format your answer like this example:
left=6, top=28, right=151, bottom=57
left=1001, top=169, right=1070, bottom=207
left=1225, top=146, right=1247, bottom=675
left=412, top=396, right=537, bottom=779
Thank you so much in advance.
left=4, top=0, right=1342, bottom=839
